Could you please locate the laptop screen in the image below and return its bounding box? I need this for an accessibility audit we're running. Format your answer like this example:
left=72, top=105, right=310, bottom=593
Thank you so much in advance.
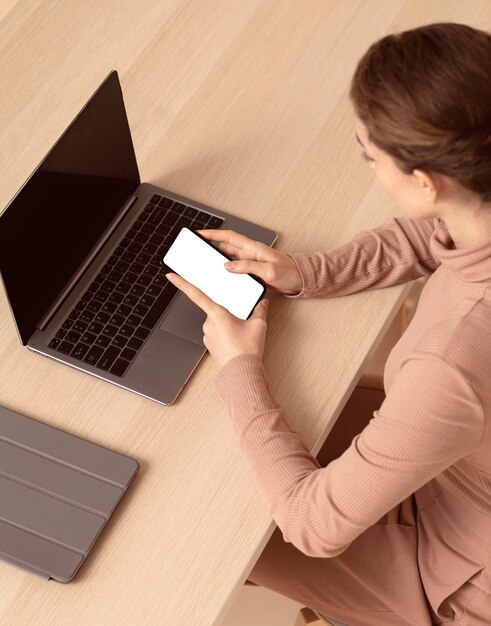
left=0, top=71, right=140, bottom=345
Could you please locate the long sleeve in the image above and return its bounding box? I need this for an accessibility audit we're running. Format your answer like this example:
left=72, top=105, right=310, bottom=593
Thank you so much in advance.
left=214, top=353, right=484, bottom=558
left=285, top=216, right=441, bottom=299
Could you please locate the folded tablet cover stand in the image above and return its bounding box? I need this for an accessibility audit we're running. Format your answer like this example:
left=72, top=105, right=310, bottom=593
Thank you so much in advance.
left=0, top=405, right=139, bottom=582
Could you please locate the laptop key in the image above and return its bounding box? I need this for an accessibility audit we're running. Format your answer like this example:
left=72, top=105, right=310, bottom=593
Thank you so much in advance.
left=121, top=251, right=136, bottom=263
left=143, top=265, right=158, bottom=277
left=86, top=301, right=102, bottom=313
left=55, top=328, right=67, bottom=340
left=158, top=197, right=173, bottom=208
left=136, top=275, right=151, bottom=287
left=88, top=321, right=103, bottom=334
left=123, top=294, right=138, bottom=307
left=155, top=224, right=170, bottom=236
left=112, top=335, right=128, bottom=348
left=146, top=285, right=161, bottom=298
left=66, top=331, right=81, bottom=344
left=93, top=290, right=108, bottom=303
left=121, top=347, right=137, bottom=361
left=102, top=324, right=118, bottom=338
left=134, top=326, right=150, bottom=340
left=184, top=206, right=198, bottom=218
left=134, top=232, right=149, bottom=244
left=94, top=311, right=110, bottom=324
left=108, top=292, right=124, bottom=305
left=116, top=303, right=132, bottom=317
left=72, top=320, right=88, bottom=333
left=208, top=216, right=224, bottom=228
left=149, top=233, right=164, bottom=246
left=98, top=345, right=121, bottom=371
left=79, top=310, right=95, bottom=323
left=162, top=211, right=179, bottom=227
left=102, top=301, right=118, bottom=314
left=127, top=242, right=142, bottom=254
left=115, top=282, right=132, bottom=294
left=58, top=340, right=75, bottom=355
left=148, top=206, right=165, bottom=225
left=100, top=280, right=116, bottom=293
left=197, top=211, right=210, bottom=222
left=109, top=357, right=131, bottom=377
left=150, top=194, right=161, bottom=204
left=81, top=331, right=97, bottom=344
left=120, top=325, right=134, bottom=337
left=191, top=221, right=206, bottom=231
left=127, top=314, right=142, bottom=327
left=114, top=260, right=130, bottom=273
left=142, top=242, right=157, bottom=255
left=140, top=283, right=178, bottom=329
left=140, top=294, right=155, bottom=307
left=83, top=345, right=104, bottom=365
left=127, top=337, right=143, bottom=350
left=109, top=314, right=125, bottom=327
left=140, top=223, right=154, bottom=236
left=49, top=338, right=60, bottom=349
left=130, top=261, right=145, bottom=274
left=95, top=335, right=111, bottom=348
left=176, top=216, right=192, bottom=229
left=133, top=304, right=148, bottom=317
left=71, top=342, right=90, bottom=360
left=153, top=274, right=167, bottom=287
left=129, top=284, right=145, bottom=297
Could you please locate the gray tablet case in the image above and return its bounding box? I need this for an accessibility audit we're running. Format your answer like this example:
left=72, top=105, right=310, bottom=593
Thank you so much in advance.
left=0, top=405, right=139, bottom=582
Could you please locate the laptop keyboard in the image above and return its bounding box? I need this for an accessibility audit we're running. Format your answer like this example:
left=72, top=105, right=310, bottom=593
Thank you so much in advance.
left=48, top=194, right=224, bottom=377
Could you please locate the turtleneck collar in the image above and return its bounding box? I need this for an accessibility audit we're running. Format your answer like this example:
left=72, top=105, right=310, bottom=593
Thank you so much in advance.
left=430, top=218, right=491, bottom=284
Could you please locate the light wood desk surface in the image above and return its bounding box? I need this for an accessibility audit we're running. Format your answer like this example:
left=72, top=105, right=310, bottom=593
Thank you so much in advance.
left=1, top=1, right=490, bottom=624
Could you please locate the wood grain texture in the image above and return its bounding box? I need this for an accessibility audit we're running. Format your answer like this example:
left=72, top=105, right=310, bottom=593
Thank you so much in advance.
left=0, top=2, right=490, bottom=625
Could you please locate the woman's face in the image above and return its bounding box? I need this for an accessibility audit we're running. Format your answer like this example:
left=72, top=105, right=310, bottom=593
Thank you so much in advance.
left=355, top=118, right=437, bottom=220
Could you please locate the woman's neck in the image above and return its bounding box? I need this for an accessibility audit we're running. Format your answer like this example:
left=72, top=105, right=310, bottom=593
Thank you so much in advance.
left=437, top=199, right=491, bottom=249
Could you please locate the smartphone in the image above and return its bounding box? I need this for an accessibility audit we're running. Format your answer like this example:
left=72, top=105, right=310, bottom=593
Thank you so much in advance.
left=162, top=227, right=266, bottom=320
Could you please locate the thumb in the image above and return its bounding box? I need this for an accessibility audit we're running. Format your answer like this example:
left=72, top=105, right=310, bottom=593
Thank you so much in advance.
left=250, top=298, right=269, bottom=321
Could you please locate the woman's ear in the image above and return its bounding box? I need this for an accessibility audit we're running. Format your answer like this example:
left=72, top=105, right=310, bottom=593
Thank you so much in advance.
left=413, top=168, right=438, bottom=202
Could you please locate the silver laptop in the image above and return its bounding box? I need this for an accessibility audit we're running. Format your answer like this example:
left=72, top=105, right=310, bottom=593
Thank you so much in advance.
left=0, top=70, right=277, bottom=405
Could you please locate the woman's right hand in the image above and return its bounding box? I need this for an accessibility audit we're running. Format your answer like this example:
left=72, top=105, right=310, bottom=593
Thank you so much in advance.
left=196, top=229, right=303, bottom=296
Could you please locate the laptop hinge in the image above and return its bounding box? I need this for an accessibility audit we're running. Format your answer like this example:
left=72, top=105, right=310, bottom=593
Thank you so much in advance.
left=37, top=194, right=138, bottom=331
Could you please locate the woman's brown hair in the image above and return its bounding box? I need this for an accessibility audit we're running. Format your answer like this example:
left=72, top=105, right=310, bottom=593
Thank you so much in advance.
left=349, top=22, right=491, bottom=202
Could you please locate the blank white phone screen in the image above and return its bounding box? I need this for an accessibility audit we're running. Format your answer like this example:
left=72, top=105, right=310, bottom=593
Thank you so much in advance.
left=163, top=228, right=265, bottom=320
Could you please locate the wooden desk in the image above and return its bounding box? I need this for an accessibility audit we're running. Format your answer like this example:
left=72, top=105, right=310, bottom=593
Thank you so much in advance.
left=0, top=1, right=489, bottom=624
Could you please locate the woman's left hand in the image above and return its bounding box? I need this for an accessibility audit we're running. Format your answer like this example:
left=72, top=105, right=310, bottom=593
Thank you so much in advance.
left=166, top=273, right=270, bottom=370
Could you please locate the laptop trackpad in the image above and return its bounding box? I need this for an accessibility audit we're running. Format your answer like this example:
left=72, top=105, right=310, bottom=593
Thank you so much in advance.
left=159, top=294, right=206, bottom=347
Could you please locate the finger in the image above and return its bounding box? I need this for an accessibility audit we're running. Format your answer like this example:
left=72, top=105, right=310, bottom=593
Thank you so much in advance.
left=197, top=229, right=272, bottom=263
left=166, top=273, right=223, bottom=317
left=196, top=229, right=256, bottom=251
left=250, top=298, right=269, bottom=321
left=224, top=259, right=273, bottom=280
left=217, top=242, right=259, bottom=261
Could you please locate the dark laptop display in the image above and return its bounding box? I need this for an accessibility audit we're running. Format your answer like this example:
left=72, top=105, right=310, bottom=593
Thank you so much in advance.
left=0, top=73, right=140, bottom=346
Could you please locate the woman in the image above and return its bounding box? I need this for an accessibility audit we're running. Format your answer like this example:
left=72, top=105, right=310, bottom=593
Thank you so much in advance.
left=166, top=23, right=491, bottom=625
